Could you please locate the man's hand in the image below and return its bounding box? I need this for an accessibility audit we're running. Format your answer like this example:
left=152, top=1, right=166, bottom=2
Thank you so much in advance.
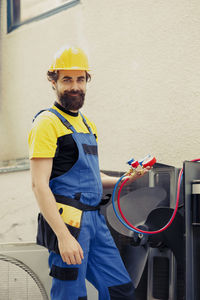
left=122, top=167, right=150, bottom=186
left=58, top=234, right=84, bottom=265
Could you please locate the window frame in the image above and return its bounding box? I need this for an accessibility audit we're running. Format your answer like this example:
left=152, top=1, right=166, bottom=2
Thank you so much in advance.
left=7, top=0, right=80, bottom=33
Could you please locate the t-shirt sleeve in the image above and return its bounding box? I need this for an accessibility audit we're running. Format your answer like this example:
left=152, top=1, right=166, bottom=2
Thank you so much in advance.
left=28, top=115, right=58, bottom=159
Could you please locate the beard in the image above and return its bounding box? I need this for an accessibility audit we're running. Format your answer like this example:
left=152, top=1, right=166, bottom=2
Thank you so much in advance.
left=58, top=90, right=85, bottom=111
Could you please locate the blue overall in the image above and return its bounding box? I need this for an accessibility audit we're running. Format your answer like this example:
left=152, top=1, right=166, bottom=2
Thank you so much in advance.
left=37, top=109, right=135, bottom=300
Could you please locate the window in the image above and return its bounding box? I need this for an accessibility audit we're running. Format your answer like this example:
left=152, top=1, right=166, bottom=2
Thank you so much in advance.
left=7, top=0, right=80, bottom=33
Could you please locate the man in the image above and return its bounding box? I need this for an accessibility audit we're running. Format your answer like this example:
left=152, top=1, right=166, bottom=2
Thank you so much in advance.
left=29, top=46, right=140, bottom=300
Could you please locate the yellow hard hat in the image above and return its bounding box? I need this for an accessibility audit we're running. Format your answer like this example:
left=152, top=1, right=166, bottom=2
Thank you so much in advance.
left=49, top=46, right=90, bottom=71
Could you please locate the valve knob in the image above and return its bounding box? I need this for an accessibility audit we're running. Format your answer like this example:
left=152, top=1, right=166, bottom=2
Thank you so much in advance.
left=142, top=157, right=156, bottom=168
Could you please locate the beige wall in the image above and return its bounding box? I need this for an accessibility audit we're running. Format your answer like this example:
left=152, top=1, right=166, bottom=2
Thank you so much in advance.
left=1, top=0, right=200, bottom=170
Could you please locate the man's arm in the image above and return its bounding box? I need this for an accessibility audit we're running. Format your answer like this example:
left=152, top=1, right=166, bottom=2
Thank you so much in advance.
left=30, top=158, right=84, bottom=265
left=100, top=170, right=147, bottom=189
left=100, top=172, right=121, bottom=188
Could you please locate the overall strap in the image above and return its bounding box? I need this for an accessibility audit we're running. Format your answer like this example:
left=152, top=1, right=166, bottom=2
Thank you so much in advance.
left=32, top=109, right=47, bottom=122
left=80, top=112, right=93, bottom=134
left=48, top=108, right=76, bottom=133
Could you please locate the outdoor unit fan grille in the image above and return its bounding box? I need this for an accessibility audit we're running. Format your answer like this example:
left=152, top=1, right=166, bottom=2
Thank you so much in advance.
left=0, top=254, right=49, bottom=300
left=152, top=256, right=169, bottom=300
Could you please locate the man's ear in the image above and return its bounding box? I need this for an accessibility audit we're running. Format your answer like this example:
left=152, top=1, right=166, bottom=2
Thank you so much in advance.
left=52, top=80, right=56, bottom=90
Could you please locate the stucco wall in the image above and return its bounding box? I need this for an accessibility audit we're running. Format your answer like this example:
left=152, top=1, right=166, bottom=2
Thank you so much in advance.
left=1, top=0, right=200, bottom=170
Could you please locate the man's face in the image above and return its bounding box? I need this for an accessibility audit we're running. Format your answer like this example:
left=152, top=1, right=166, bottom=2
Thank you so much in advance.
left=52, top=70, right=87, bottom=112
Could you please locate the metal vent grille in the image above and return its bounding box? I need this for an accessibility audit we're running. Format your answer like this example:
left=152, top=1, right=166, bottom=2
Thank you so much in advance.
left=152, top=256, right=169, bottom=300
left=0, top=255, right=49, bottom=300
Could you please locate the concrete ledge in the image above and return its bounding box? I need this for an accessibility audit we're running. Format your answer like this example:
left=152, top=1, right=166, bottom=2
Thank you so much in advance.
left=0, top=158, right=30, bottom=173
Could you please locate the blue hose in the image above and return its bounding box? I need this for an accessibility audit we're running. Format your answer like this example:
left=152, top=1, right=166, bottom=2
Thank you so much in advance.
left=112, top=175, right=142, bottom=234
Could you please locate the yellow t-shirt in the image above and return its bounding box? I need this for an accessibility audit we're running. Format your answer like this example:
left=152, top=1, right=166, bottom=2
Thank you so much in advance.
left=28, top=103, right=98, bottom=178
left=28, top=104, right=97, bottom=158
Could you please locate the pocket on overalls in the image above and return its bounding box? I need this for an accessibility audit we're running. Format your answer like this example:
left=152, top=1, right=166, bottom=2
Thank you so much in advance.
left=56, top=202, right=83, bottom=240
left=80, top=169, right=98, bottom=192
left=36, top=213, right=59, bottom=253
left=49, top=263, right=79, bottom=281
left=48, top=251, right=80, bottom=281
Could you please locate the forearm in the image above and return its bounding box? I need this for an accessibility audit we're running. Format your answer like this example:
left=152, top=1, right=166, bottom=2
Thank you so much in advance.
left=32, top=183, right=71, bottom=239
left=100, top=169, right=145, bottom=189
left=100, top=172, right=120, bottom=188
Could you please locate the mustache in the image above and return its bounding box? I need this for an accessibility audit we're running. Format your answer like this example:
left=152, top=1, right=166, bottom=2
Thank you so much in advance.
left=64, top=90, right=85, bottom=96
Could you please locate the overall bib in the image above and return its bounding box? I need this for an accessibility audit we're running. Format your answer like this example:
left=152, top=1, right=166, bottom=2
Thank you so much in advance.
left=36, top=109, right=135, bottom=300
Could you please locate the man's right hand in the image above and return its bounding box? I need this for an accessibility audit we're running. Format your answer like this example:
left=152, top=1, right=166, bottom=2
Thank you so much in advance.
left=58, top=234, right=84, bottom=265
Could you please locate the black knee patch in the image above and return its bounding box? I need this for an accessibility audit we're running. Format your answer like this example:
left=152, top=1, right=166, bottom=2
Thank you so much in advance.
left=49, top=264, right=78, bottom=281
left=108, top=281, right=135, bottom=300
left=78, top=297, right=87, bottom=300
